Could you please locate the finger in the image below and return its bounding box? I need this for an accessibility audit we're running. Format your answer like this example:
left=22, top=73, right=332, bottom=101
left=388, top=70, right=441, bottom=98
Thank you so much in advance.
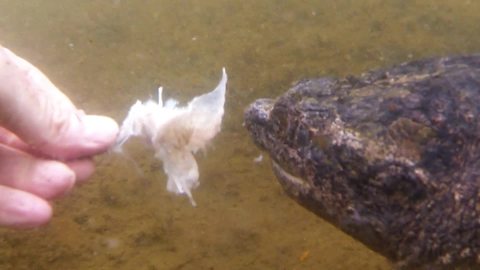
left=0, top=185, right=52, bottom=229
left=0, top=144, right=75, bottom=199
left=0, top=46, right=118, bottom=160
left=0, top=126, right=96, bottom=183
left=0, top=126, right=30, bottom=152
left=0, top=127, right=48, bottom=158
left=0, top=127, right=96, bottom=182
left=66, top=158, right=95, bottom=183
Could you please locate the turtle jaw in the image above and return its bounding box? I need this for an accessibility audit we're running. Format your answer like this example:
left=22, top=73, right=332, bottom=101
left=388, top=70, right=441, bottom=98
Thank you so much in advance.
left=271, top=160, right=311, bottom=196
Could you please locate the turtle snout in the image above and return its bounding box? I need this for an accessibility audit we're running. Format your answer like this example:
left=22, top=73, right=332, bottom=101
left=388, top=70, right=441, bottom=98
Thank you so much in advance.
left=244, top=98, right=274, bottom=127
left=244, top=98, right=275, bottom=150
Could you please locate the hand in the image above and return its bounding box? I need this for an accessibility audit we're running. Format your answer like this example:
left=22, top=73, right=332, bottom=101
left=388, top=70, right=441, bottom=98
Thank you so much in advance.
left=0, top=46, right=118, bottom=229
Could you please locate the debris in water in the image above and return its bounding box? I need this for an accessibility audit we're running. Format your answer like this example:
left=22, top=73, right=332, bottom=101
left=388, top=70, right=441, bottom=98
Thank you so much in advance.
left=253, top=154, right=263, bottom=163
left=299, top=250, right=310, bottom=262
left=114, top=69, right=228, bottom=206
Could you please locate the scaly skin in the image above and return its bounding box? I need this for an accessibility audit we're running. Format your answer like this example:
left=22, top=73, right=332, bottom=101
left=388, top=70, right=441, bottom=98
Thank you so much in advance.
left=245, top=55, right=480, bottom=269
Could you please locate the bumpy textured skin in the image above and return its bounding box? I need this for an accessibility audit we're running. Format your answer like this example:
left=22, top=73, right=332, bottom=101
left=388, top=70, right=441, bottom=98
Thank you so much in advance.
left=245, top=55, right=480, bottom=269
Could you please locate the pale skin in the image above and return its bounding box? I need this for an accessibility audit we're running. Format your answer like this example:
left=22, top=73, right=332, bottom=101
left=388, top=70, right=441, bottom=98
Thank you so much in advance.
left=0, top=46, right=119, bottom=229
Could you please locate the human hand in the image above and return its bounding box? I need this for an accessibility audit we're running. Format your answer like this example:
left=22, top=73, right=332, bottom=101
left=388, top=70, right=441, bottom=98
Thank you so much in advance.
left=0, top=46, right=118, bottom=229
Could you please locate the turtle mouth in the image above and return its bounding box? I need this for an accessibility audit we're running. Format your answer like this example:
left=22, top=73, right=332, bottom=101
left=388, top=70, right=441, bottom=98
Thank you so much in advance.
left=272, top=161, right=311, bottom=196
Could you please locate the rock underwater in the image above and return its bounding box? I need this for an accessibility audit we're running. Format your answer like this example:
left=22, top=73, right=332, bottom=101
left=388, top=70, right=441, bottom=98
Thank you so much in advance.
left=244, top=55, right=480, bottom=269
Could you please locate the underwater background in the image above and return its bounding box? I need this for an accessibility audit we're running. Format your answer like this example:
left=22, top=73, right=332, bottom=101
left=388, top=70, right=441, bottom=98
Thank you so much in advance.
left=1, top=1, right=480, bottom=269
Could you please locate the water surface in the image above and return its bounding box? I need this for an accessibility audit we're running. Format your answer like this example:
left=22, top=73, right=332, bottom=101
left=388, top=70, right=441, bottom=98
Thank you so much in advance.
left=1, top=1, right=480, bottom=269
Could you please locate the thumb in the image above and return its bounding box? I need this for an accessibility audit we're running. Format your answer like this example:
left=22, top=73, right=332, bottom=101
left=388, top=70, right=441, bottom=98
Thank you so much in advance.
left=0, top=46, right=118, bottom=159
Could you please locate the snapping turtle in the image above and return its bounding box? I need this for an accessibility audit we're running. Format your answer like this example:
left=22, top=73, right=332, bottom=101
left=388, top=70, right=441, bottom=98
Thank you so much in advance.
left=244, top=55, right=480, bottom=269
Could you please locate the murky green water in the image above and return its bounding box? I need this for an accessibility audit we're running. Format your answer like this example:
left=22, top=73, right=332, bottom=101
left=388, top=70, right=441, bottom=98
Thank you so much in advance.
left=1, top=1, right=480, bottom=269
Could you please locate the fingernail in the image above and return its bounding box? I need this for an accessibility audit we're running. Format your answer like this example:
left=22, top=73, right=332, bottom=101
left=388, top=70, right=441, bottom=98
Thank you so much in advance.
left=82, top=115, right=119, bottom=151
